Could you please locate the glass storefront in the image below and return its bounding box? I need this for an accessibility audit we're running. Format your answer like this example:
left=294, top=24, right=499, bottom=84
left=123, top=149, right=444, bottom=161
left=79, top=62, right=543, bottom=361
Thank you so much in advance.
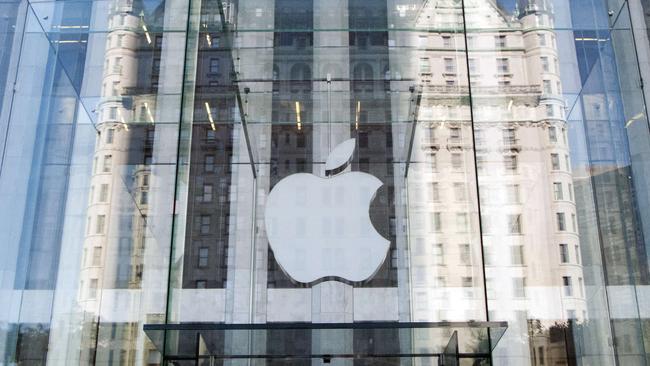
left=1, top=0, right=649, bottom=364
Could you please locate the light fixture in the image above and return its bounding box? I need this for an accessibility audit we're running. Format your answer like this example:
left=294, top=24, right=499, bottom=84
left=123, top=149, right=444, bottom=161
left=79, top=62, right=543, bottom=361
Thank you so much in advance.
left=625, top=112, right=645, bottom=128
left=205, top=102, right=216, bottom=131
left=295, top=101, right=302, bottom=130
left=142, top=23, right=152, bottom=45
left=144, top=102, right=154, bottom=124
left=355, top=101, right=361, bottom=130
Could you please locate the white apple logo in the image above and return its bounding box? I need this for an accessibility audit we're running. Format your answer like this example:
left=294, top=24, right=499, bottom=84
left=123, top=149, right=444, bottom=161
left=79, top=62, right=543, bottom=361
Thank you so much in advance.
left=264, top=138, right=390, bottom=284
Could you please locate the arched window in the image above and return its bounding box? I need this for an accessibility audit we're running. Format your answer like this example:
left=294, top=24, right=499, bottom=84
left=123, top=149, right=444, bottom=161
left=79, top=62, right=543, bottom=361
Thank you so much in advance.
left=290, top=63, right=311, bottom=81
left=353, top=63, right=374, bottom=81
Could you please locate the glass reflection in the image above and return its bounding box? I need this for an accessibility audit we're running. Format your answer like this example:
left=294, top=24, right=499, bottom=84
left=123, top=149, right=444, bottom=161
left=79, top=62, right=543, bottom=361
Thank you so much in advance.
left=1, top=0, right=649, bottom=365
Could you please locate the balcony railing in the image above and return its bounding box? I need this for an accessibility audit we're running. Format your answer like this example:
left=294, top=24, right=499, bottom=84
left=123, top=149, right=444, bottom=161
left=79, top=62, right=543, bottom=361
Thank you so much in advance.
left=422, top=85, right=541, bottom=95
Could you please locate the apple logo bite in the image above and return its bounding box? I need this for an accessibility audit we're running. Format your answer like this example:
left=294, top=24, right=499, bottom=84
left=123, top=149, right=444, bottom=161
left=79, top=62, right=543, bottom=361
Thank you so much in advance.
left=264, top=138, right=390, bottom=284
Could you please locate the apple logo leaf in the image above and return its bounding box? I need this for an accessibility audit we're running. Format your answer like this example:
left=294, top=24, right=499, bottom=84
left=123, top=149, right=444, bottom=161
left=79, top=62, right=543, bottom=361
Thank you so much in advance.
left=325, top=138, right=356, bottom=177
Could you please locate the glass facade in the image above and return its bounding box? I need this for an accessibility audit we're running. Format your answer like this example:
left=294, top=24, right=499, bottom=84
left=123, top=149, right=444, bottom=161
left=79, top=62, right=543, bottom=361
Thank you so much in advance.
left=1, top=0, right=650, bottom=364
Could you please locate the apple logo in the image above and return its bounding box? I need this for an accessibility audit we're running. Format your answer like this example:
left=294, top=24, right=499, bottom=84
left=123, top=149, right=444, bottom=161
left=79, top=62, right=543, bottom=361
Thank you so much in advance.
left=264, top=138, right=390, bottom=284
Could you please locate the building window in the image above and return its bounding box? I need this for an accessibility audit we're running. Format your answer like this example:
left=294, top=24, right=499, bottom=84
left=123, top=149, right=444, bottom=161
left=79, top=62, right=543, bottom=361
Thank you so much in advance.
left=511, top=245, right=524, bottom=265
left=103, top=155, right=112, bottom=173
left=504, top=155, right=518, bottom=173
left=196, top=280, right=207, bottom=289
left=92, top=246, right=102, bottom=266
left=548, top=126, right=557, bottom=142
left=503, top=128, right=516, bottom=145
left=417, top=35, right=427, bottom=48
left=562, top=276, right=573, bottom=296
left=506, top=184, right=520, bottom=203
left=545, top=104, right=554, bottom=117
left=538, top=33, right=547, bottom=46
left=508, top=214, right=522, bottom=234
left=578, top=277, right=585, bottom=297
left=456, top=213, right=469, bottom=233
left=568, top=183, right=574, bottom=201
left=442, top=35, right=453, bottom=48
left=419, top=57, right=430, bottom=73
left=428, top=153, right=438, bottom=171
left=206, top=129, right=216, bottom=142
left=459, top=244, right=471, bottom=265
left=571, top=213, right=577, bottom=232
left=466, top=35, right=475, bottom=48
left=541, top=56, right=550, bottom=72
left=89, top=279, right=98, bottom=299
left=476, top=155, right=486, bottom=172
left=496, top=58, right=510, bottom=73
left=114, top=57, right=122, bottom=73
left=553, top=182, right=563, bottom=200
left=483, top=245, right=493, bottom=265
left=454, top=183, right=466, bottom=202
left=495, top=35, right=506, bottom=48
left=203, top=184, right=213, bottom=202
left=139, top=191, right=148, bottom=205
left=451, top=153, right=463, bottom=170
left=429, top=183, right=440, bottom=202
left=433, top=244, right=444, bottom=265
left=96, top=215, right=106, bottom=234
left=381, top=248, right=394, bottom=269
left=560, top=244, right=569, bottom=263
left=474, top=129, right=484, bottom=146
left=444, top=58, right=456, bottom=73
left=468, top=58, right=478, bottom=74
left=204, top=155, right=215, bottom=172
left=513, top=277, right=526, bottom=298
left=543, top=79, right=552, bottom=94
left=550, top=153, right=560, bottom=170
left=111, top=81, right=120, bottom=96
left=449, top=127, right=461, bottom=142
left=556, top=212, right=566, bottom=231
left=431, top=212, right=442, bottom=232
left=198, top=247, right=209, bottom=268
left=107, top=107, right=118, bottom=121
left=575, top=245, right=581, bottom=264
left=209, top=58, right=220, bottom=73
left=200, top=215, right=211, bottom=234
left=106, top=128, right=115, bottom=144
left=99, top=184, right=109, bottom=202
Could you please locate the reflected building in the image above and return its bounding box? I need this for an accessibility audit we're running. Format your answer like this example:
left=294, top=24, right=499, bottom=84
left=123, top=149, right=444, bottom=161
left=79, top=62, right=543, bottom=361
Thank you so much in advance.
left=1, top=0, right=650, bottom=365
left=406, top=1, right=586, bottom=363
left=78, top=0, right=162, bottom=363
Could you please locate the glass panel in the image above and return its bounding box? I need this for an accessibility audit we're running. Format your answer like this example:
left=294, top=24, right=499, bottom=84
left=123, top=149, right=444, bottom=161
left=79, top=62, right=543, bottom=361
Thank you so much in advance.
left=2, top=0, right=650, bottom=365
left=466, top=1, right=650, bottom=365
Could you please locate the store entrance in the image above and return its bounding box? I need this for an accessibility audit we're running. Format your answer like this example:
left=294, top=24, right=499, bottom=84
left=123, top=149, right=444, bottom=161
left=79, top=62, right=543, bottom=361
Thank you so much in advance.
left=145, top=322, right=506, bottom=366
